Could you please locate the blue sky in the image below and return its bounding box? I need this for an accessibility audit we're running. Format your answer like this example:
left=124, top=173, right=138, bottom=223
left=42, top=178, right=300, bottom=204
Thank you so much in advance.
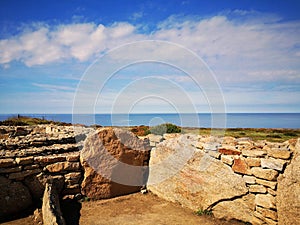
left=0, top=0, right=300, bottom=113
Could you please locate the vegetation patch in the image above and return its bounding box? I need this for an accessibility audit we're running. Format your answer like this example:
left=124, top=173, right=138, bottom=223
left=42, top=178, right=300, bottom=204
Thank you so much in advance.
left=0, top=116, right=71, bottom=126
left=195, top=209, right=213, bottom=216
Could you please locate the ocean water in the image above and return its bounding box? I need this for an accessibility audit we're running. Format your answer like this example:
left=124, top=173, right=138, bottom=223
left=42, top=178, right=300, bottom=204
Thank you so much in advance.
left=0, top=113, right=299, bottom=128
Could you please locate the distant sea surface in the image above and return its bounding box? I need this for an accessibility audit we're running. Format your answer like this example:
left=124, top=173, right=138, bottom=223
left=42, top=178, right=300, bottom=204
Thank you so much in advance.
left=0, top=113, right=299, bottom=128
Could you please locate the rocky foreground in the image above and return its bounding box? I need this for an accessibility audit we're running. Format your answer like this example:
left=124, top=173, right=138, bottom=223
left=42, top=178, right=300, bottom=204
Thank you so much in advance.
left=0, top=125, right=299, bottom=225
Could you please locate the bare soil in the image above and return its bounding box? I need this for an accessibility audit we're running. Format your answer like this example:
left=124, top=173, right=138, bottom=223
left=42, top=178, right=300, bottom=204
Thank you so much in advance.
left=78, top=193, right=244, bottom=225
left=1, top=193, right=245, bottom=225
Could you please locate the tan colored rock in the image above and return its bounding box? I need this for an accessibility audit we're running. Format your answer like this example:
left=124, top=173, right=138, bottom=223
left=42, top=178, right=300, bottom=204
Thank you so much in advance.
left=232, top=157, right=251, bottom=175
left=163, top=133, right=181, bottom=140
left=242, top=150, right=266, bottom=157
left=81, top=128, right=151, bottom=199
left=256, top=206, right=278, bottom=221
left=221, top=136, right=237, bottom=145
left=249, top=184, right=267, bottom=193
left=213, top=194, right=255, bottom=224
left=46, top=162, right=80, bottom=173
left=0, top=158, right=15, bottom=168
left=221, top=155, right=234, bottom=165
left=261, top=158, right=286, bottom=171
left=148, top=138, right=248, bottom=212
left=8, top=168, right=42, bottom=180
left=0, top=176, right=33, bottom=218
left=251, top=167, right=278, bottom=181
left=64, top=172, right=81, bottom=185
left=66, top=153, right=80, bottom=162
left=252, top=215, right=265, bottom=225
left=256, top=178, right=277, bottom=189
left=42, top=183, right=66, bottom=225
left=264, top=217, right=278, bottom=225
left=208, top=150, right=221, bottom=159
left=267, top=188, right=277, bottom=196
left=267, top=148, right=291, bottom=159
left=255, top=194, right=276, bottom=209
left=243, top=175, right=256, bottom=184
left=277, top=138, right=300, bottom=225
left=34, top=155, right=66, bottom=164
left=15, top=156, right=34, bottom=165
left=0, top=166, right=22, bottom=173
left=245, top=157, right=261, bottom=167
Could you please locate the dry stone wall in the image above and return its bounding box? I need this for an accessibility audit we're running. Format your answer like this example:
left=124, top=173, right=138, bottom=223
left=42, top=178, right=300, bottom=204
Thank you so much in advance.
left=0, top=125, right=93, bottom=220
left=147, top=134, right=299, bottom=225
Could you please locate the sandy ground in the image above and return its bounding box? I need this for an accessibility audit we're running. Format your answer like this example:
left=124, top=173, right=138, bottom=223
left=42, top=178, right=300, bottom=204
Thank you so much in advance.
left=1, top=193, right=244, bottom=225
left=78, top=193, right=244, bottom=225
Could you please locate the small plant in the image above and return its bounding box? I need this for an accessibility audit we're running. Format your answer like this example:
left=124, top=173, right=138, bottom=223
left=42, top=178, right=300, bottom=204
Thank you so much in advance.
left=195, top=209, right=212, bottom=216
left=150, top=123, right=181, bottom=135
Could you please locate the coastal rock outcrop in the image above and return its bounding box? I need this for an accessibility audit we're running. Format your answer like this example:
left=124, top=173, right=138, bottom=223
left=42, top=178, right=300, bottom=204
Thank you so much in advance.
left=80, top=127, right=151, bottom=199
left=277, top=138, right=300, bottom=225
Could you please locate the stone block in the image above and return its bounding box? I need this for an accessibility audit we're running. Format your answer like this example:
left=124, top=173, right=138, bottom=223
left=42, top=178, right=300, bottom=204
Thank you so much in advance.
left=242, top=150, right=266, bottom=157
left=46, top=162, right=80, bottom=173
left=221, top=155, right=234, bottom=165
left=0, top=158, right=15, bottom=168
left=208, top=150, right=221, bottom=159
left=8, top=168, right=42, bottom=180
left=16, top=156, right=34, bottom=165
left=249, top=184, right=267, bottom=193
left=267, top=148, right=291, bottom=159
left=0, top=166, right=22, bottom=173
left=232, top=157, right=251, bottom=175
left=256, top=206, right=278, bottom=221
left=255, top=178, right=277, bottom=189
left=218, top=146, right=241, bottom=155
left=261, top=158, right=286, bottom=171
left=251, top=167, right=278, bottom=181
left=245, top=157, right=261, bottom=167
left=243, top=175, right=256, bottom=184
left=255, top=194, right=276, bottom=209
left=34, top=155, right=66, bottom=164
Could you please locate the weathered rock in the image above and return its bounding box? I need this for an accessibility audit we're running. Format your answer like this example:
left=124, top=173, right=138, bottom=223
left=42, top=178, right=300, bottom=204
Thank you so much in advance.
left=16, top=156, right=34, bottom=165
left=64, top=172, right=81, bottom=185
left=242, top=150, right=266, bottom=157
left=34, top=155, right=67, bottom=164
left=267, top=148, right=291, bottom=159
left=0, top=176, right=32, bottom=218
left=251, top=167, right=278, bottom=181
left=148, top=138, right=248, bottom=211
left=220, top=155, right=234, bottom=165
left=249, top=184, right=267, bottom=193
left=255, top=178, right=277, bottom=189
left=256, top=206, right=278, bottom=221
left=42, top=183, right=66, bottom=225
left=255, top=194, right=276, bottom=209
left=80, top=128, right=150, bottom=199
left=261, top=158, right=286, bottom=171
left=277, top=138, right=300, bottom=225
left=232, top=157, right=251, bottom=175
left=245, top=157, right=261, bottom=167
left=218, top=146, right=241, bottom=155
left=8, top=168, right=42, bottom=180
left=46, top=162, right=80, bottom=173
left=0, top=166, right=22, bottom=173
left=208, top=150, right=221, bottom=159
left=24, top=174, right=64, bottom=200
left=243, top=175, right=256, bottom=184
left=213, top=194, right=255, bottom=223
left=0, top=158, right=15, bottom=168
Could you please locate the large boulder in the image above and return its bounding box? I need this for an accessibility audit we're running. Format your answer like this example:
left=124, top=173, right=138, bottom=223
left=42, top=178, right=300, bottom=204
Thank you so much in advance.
left=80, top=128, right=151, bottom=199
left=277, top=138, right=300, bottom=225
left=0, top=176, right=33, bottom=219
left=147, top=135, right=248, bottom=211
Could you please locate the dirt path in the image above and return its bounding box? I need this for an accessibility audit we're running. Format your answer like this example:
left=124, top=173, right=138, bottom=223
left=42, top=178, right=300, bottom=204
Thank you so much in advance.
left=79, top=193, right=243, bottom=225
left=1, top=193, right=244, bottom=225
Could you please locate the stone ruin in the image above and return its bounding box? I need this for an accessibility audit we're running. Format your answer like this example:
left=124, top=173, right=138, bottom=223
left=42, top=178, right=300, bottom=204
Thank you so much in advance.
left=0, top=125, right=299, bottom=225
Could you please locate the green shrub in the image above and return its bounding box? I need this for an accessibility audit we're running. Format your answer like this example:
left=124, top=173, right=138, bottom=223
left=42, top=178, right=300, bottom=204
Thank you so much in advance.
left=195, top=209, right=212, bottom=216
left=150, top=123, right=181, bottom=135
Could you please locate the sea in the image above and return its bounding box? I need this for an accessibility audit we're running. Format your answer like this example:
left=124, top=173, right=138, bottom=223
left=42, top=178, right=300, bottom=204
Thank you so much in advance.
left=0, top=113, right=299, bottom=129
